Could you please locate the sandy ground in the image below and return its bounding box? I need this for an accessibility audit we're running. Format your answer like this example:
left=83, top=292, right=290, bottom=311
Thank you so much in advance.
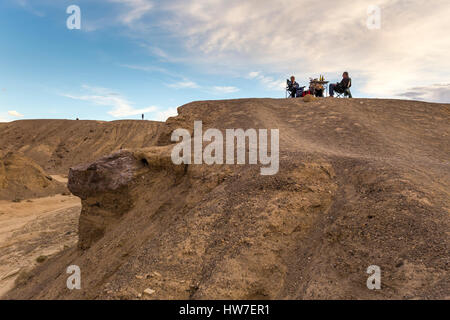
left=0, top=194, right=80, bottom=298
left=50, top=175, right=68, bottom=184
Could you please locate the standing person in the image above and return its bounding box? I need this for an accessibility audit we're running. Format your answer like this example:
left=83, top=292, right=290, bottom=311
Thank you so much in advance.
left=329, top=72, right=352, bottom=97
left=142, top=113, right=144, bottom=120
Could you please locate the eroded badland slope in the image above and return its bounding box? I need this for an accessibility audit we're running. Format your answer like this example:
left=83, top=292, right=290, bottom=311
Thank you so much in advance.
left=0, top=152, right=68, bottom=201
left=4, top=98, right=450, bottom=299
left=0, top=119, right=164, bottom=174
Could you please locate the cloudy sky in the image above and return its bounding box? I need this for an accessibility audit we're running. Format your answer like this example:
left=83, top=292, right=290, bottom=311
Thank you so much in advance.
left=0, top=0, right=449, bottom=122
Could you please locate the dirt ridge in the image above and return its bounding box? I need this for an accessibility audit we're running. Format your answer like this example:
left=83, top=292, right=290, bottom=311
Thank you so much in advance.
left=3, top=98, right=450, bottom=299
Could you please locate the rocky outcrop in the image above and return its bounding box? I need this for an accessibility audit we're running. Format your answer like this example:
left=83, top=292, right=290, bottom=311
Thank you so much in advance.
left=68, top=146, right=186, bottom=249
left=68, top=151, right=139, bottom=200
left=68, top=151, right=140, bottom=249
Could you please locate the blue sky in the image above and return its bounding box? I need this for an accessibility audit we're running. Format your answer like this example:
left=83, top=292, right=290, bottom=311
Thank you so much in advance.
left=1, top=0, right=449, bottom=122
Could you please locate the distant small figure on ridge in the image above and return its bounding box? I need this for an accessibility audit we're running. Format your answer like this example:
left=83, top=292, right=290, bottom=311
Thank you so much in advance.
left=329, top=72, right=352, bottom=98
left=142, top=114, right=144, bottom=120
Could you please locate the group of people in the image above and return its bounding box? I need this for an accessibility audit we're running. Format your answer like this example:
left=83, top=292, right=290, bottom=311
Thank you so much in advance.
left=287, top=72, right=352, bottom=98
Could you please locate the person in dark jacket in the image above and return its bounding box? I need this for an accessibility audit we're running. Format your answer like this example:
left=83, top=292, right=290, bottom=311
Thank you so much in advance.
left=287, top=76, right=304, bottom=98
left=329, top=72, right=352, bottom=97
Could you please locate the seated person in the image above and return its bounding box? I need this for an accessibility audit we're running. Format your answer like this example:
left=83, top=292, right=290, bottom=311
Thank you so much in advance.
left=329, top=72, right=352, bottom=97
left=315, top=87, right=324, bottom=97
left=287, top=76, right=304, bottom=98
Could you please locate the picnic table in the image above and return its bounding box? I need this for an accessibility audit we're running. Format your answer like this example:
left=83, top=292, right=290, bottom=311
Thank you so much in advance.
left=309, top=79, right=329, bottom=97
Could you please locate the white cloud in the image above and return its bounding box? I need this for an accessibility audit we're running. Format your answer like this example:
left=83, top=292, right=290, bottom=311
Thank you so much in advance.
left=8, top=110, right=24, bottom=117
left=14, top=0, right=45, bottom=17
left=212, top=86, right=239, bottom=93
left=119, top=64, right=169, bottom=74
left=16, top=0, right=450, bottom=102
left=62, top=85, right=157, bottom=117
left=149, top=0, right=450, bottom=100
left=166, top=81, right=241, bottom=94
left=152, top=107, right=178, bottom=122
left=248, top=72, right=260, bottom=79
left=145, top=45, right=169, bottom=59
left=247, top=71, right=285, bottom=91
left=398, top=84, right=450, bottom=103
left=108, top=0, right=153, bottom=25
left=167, top=81, right=200, bottom=89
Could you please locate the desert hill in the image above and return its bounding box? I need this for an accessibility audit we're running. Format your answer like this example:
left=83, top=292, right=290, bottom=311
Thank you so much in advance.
left=4, top=98, right=450, bottom=299
left=0, top=119, right=165, bottom=174
left=0, top=152, right=68, bottom=201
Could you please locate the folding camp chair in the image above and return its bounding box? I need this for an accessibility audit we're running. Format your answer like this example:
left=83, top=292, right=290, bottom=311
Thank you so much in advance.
left=286, top=85, right=291, bottom=98
left=335, top=78, right=352, bottom=98
left=335, top=88, right=352, bottom=98
left=286, top=80, right=305, bottom=98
